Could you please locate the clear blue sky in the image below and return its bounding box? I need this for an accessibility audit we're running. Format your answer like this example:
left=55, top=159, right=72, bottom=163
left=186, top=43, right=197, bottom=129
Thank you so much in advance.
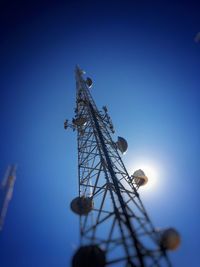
left=0, top=0, right=200, bottom=266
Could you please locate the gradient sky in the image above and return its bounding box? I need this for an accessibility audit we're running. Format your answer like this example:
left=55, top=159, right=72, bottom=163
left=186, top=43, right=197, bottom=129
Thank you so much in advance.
left=0, top=0, right=200, bottom=266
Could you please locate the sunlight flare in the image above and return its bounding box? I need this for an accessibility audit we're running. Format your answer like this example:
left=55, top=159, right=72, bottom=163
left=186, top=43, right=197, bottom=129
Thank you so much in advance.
left=129, top=160, right=161, bottom=191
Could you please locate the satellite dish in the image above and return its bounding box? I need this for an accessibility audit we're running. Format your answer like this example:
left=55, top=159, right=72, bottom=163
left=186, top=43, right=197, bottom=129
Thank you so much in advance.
left=70, top=196, right=93, bottom=215
left=86, top=77, right=93, bottom=88
left=72, top=245, right=106, bottom=267
left=132, top=169, right=148, bottom=187
left=159, top=228, right=181, bottom=250
left=116, top=136, right=128, bottom=154
left=73, top=117, right=87, bottom=127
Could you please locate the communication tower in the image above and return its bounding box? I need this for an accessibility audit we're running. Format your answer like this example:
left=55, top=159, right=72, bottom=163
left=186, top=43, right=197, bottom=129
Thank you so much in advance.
left=0, top=165, right=17, bottom=231
left=64, top=66, right=180, bottom=267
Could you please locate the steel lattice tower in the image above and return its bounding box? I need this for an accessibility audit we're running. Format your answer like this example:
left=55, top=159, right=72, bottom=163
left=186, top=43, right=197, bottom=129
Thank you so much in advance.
left=0, top=165, right=17, bottom=231
left=65, top=66, right=180, bottom=267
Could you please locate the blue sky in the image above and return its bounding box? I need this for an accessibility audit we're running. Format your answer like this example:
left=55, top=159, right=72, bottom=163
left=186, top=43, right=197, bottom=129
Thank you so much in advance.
left=0, top=0, right=200, bottom=266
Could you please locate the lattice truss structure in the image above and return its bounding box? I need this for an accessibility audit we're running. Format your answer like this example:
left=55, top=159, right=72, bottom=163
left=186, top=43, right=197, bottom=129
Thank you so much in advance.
left=69, top=66, right=172, bottom=267
left=0, top=165, right=17, bottom=231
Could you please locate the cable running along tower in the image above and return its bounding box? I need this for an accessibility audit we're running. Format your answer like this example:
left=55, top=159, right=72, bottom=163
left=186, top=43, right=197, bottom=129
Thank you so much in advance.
left=65, top=66, right=180, bottom=267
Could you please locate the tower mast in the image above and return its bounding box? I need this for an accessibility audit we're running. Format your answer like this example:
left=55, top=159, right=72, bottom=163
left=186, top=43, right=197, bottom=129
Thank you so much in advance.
left=65, top=66, right=180, bottom=267
left=0, top=165, right=17, bottom=231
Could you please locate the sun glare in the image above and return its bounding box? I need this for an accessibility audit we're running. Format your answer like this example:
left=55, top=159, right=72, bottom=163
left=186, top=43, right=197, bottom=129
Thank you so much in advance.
left=128, top=160, right=161, bottom=191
